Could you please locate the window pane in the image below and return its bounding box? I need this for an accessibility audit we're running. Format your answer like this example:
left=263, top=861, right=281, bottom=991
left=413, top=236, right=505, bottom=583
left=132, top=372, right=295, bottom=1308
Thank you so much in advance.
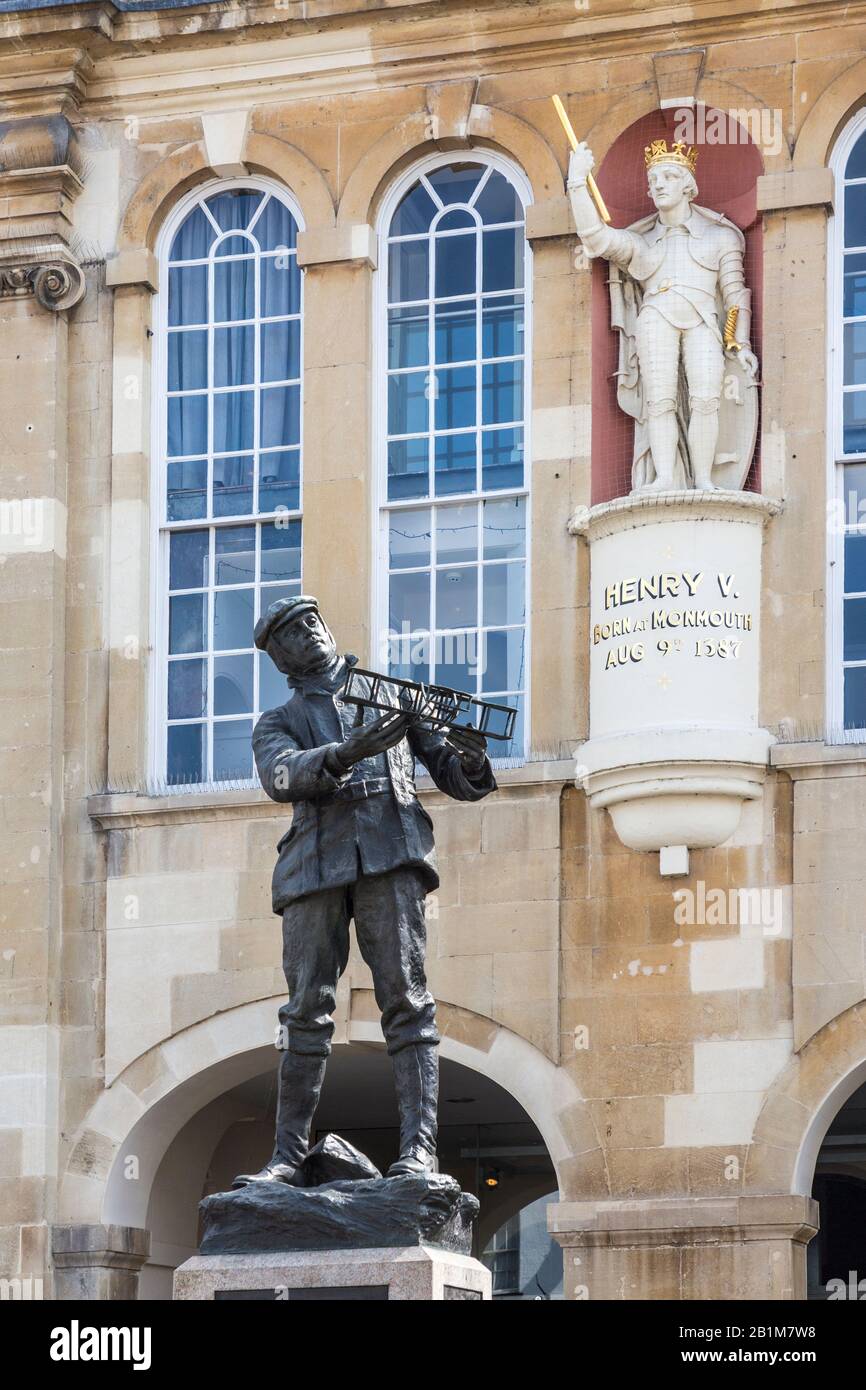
left=483, top=694, right=524, bottom=760
left=389, top=571, right=429, bottom=632
left=389, top=508, right=431, bottom=570
left=259, top=451, right=300, bottom=514
left=214, top=257, right=254, bottom=321
left=843, top=391, right=866, bottom=455
left=434, top=432, right=476, bottom=495
left=482, top=296, right=523, bottom=357
left=167, top=460, right=207, bottom=521
left=168, top=658, right=206, bottom=719
left=391, top=182, right=437, bottom=237
left=387, top=634, right=430, bottom=684
left=215, top=234, right=253, bottom=258
left=482, top=360, right=523, bottom=424
left=843, top=252, right=866, bottom=316
left=847, top=132, right=866, bottom=180
left=389, top=240, right=428, bottom=303
left=844, top=323, right=866, bottom=386
left=214, top=390, right=254, bottom=454
left=214, top=326, right=254, bottom=387
left=483, top=561, right=525, bottom=626
left=474, top=171, right=522, bottom=225
left=435, top=300, right=475, bottom=363
left=482, top=427, right=524, bottom=492
left=435, top=233, right=475, bottom=298
left=261, top=519, right=301, bottom=581
left=261, top=255, right=301, bottom=317
left=213, top=455, right=253, bottom=518
left=170, top=206, right=214, bottom=261
left=388, top=371, right=428, bottom=435
left=483, top=229, right=524, bottom=291
left=255, top=198, right=297, bottom=252
left=844, top=665, right=866, bottom=728
left=388, top=438, right=428, bottom=501
left=843, top=596, right=866, bottom=660
left=206, top=189, right=263, bottom=231
left=435, top=367, right=475, bottom=430
left=215, top=527, right=255, bottom=585
left=167, top=394, right=207, bottom=458
left=167, top=724, right=204, bottom=785
left=169, top=593, right=205, bottom=654
left=168, top=265, right=207, bottom=326
left=845, top=184, right=866, bottom=249
left=482, top=628, right=525, bottom=691
left=214, top=719, right=253, bottom=779
left=261, top=320, right=301, bottom=382
left=437, top=502, right=477, bottom=564
left=170, top=530, right=208, bottom=590
left=260, top=385, right=300, bottom=448
left=436, top=566, right=477, bottom=629
left=427, top=163, right=483, bottom=205
left=389, top=306, right=428, bottom=370
left=214, top=588, right=255, bottom=650
left=437, top=209, right=475, bottom=231
left=845, top=534, right=866, bottom=593
left=483, top=496, right=526, bottom=558
left=842, top=463, right=866, bottom=522
left=214, top=654, right=254, bottom=715
left=169, top=330, right=207, bottom=390
left=259, top=651, right=287, bottom=710
left=434, top=642, right=476, bottom=692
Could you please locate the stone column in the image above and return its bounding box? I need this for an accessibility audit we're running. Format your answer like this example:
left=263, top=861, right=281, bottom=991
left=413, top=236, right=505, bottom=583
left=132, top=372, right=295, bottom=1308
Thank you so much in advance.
left=549, top=1194, right=818, bottom=1300
left=0, top=115, right=85, bottom=1290
left=52, top=1225, right=150, bottom=1301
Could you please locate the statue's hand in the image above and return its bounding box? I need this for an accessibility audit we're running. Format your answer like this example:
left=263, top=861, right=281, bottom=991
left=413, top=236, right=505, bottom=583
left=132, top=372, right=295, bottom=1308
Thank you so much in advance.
left=445, top=726, right=488, bottom=774
left=333, top=710, right=413, bottom=769
left=734, top=346, right=759, bottom=381
left=567, top=143, right=596, bottom=189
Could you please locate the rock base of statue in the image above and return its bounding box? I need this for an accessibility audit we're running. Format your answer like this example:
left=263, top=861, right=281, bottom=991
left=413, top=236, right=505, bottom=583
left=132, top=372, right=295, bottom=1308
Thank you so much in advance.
left=172, top=1134, right=491, bottom=1301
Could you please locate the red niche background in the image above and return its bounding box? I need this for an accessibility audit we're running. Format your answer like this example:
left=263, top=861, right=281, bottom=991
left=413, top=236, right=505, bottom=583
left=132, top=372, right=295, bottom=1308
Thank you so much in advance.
left=589, top=108, right=764, bottom=504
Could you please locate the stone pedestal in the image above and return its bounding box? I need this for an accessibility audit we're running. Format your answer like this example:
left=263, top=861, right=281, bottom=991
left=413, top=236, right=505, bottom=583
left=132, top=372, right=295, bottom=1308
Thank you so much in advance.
left=549, top=1195, right=818, bottom=1301
left=173, top=1246, right=491, bottom=1300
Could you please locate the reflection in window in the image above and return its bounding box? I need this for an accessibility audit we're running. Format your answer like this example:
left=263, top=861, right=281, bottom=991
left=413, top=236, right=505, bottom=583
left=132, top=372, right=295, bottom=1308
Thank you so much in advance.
left=381, top=161, right=529, bottom=760
left=160, top=183, right=302, bottom=784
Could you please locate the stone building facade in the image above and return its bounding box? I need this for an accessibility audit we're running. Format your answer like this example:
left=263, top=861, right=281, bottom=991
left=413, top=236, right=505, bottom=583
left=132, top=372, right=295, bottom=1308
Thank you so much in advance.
left=1, top=0, right=866, bottom=1300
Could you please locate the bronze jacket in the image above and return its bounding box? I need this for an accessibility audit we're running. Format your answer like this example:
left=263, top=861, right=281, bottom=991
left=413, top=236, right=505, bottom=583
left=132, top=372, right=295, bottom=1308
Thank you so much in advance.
left=253, top=658, right=497, bottom=911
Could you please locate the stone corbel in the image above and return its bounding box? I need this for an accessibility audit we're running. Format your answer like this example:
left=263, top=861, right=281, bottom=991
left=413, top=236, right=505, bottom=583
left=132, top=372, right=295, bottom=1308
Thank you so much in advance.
left=0, top=245, right=85, bottom=311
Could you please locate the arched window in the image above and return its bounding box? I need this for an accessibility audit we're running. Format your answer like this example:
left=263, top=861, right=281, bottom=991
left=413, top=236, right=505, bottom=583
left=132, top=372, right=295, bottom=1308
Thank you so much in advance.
left=154, top=179, right=303, bottom=785
left=831, top=121, right=866, bottom=739
left=376, top=157, right=531, bottom=761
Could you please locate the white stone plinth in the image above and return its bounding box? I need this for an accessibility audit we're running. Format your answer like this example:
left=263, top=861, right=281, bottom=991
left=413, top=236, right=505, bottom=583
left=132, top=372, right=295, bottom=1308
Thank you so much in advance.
left=173, top=1245, right=491, bottom=1301
left=570, top=490, right=782, bottom=855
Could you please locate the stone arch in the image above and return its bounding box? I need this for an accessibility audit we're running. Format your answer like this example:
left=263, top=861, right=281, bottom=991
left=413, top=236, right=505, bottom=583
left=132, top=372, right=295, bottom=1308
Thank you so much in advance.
left=336, top=104, right=562, bottom=228
left=794, top=56, right=866, bottom=171
left=116, top=131, right=334, bottom=255
left=59, top=994, right=593, bottom=1231
left=745, top=1001, right=866, bottom=1196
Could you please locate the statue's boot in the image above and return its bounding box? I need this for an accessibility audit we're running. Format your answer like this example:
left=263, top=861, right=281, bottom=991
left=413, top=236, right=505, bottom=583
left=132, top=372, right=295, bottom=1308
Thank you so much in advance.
left=386, top=1042, right=439, bottom=1178
left=232, top=1051, right=326, bottom=1186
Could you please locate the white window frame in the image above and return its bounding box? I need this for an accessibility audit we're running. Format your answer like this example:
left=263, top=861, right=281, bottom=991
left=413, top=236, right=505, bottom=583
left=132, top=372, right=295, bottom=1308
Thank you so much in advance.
left=149, top=175, right=305, bottom=789
left=372, top=151, right=533, bottom=765
left=828, top=114, right=866, bottom=743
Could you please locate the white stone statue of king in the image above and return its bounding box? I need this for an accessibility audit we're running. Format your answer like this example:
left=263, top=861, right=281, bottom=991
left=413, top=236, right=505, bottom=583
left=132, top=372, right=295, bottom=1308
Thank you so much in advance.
left=567, top=138, right=759, bottom=493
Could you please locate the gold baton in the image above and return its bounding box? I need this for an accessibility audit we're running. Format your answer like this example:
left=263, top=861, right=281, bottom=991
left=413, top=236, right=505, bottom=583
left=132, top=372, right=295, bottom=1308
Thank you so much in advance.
left=552, top=94, right=611, bottom=224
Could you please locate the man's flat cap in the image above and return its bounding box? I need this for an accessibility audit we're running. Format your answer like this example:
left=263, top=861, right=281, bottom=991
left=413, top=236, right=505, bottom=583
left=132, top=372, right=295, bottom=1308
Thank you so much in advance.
left=253, top=595, right=319, bottom=651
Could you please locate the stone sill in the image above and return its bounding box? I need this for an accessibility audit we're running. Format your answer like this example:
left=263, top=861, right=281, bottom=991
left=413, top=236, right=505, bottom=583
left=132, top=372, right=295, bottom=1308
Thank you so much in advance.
left=771, top=741, right=866, bottom=779
left=88, top=758, right=576, bottom=828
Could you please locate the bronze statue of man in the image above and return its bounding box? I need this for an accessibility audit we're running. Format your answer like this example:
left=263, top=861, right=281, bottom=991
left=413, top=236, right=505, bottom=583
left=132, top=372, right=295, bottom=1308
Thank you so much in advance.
left=234, top=595, right=496, bottom=1185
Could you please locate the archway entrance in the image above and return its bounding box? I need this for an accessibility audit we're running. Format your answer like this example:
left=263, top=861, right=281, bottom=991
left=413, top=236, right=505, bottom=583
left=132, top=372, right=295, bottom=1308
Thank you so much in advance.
left=807, top=1079, right=866, bottom=1300
left=141, top=1042, right=557, bottom=1299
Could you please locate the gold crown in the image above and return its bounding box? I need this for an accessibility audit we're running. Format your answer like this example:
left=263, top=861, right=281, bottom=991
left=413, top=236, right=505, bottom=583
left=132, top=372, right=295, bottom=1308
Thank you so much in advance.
left=644, top=139, right=698, bottom=174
